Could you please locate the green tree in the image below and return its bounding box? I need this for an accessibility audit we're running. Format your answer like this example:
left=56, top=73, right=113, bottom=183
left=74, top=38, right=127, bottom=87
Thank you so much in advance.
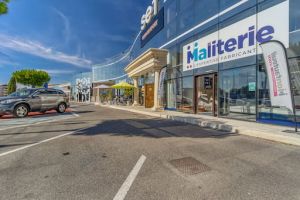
left=7, top=69, right=51, bottom=94
left=0, top=0, right=10, bottom=15
left=7, top=76, right=16, bottom=94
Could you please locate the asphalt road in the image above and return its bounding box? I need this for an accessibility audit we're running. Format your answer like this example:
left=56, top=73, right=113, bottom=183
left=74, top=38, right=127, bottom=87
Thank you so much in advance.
left=1, top=104, right=300, bottom=200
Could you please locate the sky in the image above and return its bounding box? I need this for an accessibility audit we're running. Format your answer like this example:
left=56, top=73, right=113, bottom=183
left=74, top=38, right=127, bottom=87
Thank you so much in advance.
left=0, top=0, right=150, bottom=84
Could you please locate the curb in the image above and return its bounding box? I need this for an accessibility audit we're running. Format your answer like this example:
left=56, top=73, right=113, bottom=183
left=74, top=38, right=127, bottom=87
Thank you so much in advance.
left=98, top=104, right=300, bottom=147
left=100, top=104, right=237, bottom=133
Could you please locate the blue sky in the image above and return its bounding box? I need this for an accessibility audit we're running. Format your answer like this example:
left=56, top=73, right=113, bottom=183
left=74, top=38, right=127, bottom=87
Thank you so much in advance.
left=0, top=0, right=149, bottom=84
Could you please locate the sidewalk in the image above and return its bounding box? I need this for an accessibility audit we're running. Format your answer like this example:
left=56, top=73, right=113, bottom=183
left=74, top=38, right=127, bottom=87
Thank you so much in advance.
left=99, top=104, right=300, bottom=147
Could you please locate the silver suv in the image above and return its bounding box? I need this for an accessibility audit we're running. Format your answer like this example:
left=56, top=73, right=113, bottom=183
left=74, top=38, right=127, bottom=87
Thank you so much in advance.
left=0, top=88, right=70, bottom=118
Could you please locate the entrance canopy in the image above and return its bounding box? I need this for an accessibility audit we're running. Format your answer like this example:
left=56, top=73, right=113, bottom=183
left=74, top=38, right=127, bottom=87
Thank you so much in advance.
left=124, top=48, right=168, bottom=110
left=125, top=48, right=168, bottom=77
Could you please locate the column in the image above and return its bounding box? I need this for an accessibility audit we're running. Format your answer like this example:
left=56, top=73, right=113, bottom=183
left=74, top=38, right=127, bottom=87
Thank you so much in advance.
left=133, top=77, right=139, bottom=106
left=153, top=69, right=160, bottom=111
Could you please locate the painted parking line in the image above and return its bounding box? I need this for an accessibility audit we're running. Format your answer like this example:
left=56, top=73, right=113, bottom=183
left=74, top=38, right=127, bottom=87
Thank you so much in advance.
left=113, top=155, right=147, bottom=200
left=0, top=127, right=86, bottom=158
left=0, top=112, right=79, bottom=131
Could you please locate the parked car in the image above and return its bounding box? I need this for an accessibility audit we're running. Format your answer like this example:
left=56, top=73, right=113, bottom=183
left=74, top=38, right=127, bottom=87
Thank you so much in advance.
left=0, top=88, right=70, bottom=118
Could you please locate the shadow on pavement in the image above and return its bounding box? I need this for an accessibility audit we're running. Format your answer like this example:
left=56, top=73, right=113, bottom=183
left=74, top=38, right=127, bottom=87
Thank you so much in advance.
left=73, top=118, right=236, bottom=139
left=0, top=142, right=33, bottom=148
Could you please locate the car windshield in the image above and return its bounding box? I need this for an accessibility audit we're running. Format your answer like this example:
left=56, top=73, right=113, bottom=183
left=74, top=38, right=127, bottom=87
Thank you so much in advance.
left=8, top=89, right=35, bottom=97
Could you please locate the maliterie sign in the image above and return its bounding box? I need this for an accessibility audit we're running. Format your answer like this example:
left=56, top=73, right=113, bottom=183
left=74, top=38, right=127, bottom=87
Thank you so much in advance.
left=183, top=1, right=289, bottom=71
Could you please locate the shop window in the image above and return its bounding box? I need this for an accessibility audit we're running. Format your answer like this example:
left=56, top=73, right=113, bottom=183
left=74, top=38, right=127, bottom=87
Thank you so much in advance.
left=165, top=65, right=183, bottom=110
left=219, top=65, right=256, bottom=121
left=257, top=57, right=300, bottom=126
left=289, top=0, right=300, bottom=58
left=180, top=76, right=194, bottom=113
left=290, top=0, right=300, bottom=32
left=166, top=79, right=177, bottom=110
left=257, top=54, right=300, bottom=126
left=289, top=57, right=300, bottom=107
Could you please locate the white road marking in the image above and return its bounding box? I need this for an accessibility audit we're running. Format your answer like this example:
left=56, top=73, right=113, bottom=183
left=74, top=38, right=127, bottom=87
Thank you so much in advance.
left=113, top=155, right=147, bottom=200
left=0, top=112, right=79, bottom=131
left=0, top=127, right=86, bottom=157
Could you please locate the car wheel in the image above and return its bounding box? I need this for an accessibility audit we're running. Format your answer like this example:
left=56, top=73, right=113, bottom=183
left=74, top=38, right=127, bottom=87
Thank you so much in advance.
left=57, top=103, right=66, bottom=113
left=14, top=104, right=29, bottom=118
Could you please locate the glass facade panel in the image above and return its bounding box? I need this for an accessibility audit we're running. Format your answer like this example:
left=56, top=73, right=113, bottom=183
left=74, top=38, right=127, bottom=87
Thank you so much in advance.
left=289, top=0, right=300, bottom=58
left=220, top=0, right=241, bottom=9
left=177, top=4, right=194, bottom=32
left=166, top=0, right=177, bottom=24
left=257, top=57, right=300, bottom=125
left=290, top=0, right=300, bottom=32
left=166, top=79, right=177, bottom=109
left=180, top=76, right=194, bottom=113
left=194, top=0, right=219, bottom=24
left=219, top=66, right=256, bottom=121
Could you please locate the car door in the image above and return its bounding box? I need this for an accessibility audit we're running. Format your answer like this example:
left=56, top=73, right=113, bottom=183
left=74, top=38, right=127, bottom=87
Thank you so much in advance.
left=46, top=90, right=59, bottom=109
left=29, top=90, right=45, bottom=111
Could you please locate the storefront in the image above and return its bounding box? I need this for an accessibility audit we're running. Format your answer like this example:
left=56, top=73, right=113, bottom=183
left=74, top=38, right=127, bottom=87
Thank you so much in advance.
left=71, top=72, right=92, bottom=102
left=125, top=0, right=300, bottom=126
left=125, top=48, right=168, bottom=110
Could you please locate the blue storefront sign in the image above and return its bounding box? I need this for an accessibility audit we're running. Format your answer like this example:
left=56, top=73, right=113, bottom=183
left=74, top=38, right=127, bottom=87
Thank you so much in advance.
left=141, top=8, right=164, bottom=48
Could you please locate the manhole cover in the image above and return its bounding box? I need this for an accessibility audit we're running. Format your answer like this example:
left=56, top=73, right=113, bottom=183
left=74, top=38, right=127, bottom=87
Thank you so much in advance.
left=169, top=157, right=210, bottom=175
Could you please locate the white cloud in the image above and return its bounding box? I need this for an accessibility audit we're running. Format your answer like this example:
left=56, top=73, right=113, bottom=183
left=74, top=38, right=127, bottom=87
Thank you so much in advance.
left=38, top=69, right=75, bottom=75
left=53, top=8, right=71, bottom=43
left=0, top=34, right=92, bottom=68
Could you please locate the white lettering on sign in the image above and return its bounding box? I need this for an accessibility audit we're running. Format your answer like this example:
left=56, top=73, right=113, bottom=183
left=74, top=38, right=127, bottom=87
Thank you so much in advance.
left=141, top=0, right=158, bottom=31
left=182, top=1, right=289, bottom=71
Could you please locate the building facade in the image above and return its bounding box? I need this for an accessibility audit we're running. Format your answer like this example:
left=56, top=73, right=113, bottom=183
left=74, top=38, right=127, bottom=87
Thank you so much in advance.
left=125, top=0, right=300, bottom=126
left=72, top=0, right=300, bottom=126
left=71, top=72, right=93, bottom=102
left=0, top=84, right=8, bottom=97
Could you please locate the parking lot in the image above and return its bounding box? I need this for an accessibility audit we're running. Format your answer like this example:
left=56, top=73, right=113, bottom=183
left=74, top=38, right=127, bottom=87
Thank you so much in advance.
left=0, top=108, right=77, bottom=132
left=1, top=104, right=300, bottom=200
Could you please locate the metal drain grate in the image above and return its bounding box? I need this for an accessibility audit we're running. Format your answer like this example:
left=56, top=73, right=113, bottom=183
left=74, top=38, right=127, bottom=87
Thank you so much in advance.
left=169, top=157, right=211, bottom=175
